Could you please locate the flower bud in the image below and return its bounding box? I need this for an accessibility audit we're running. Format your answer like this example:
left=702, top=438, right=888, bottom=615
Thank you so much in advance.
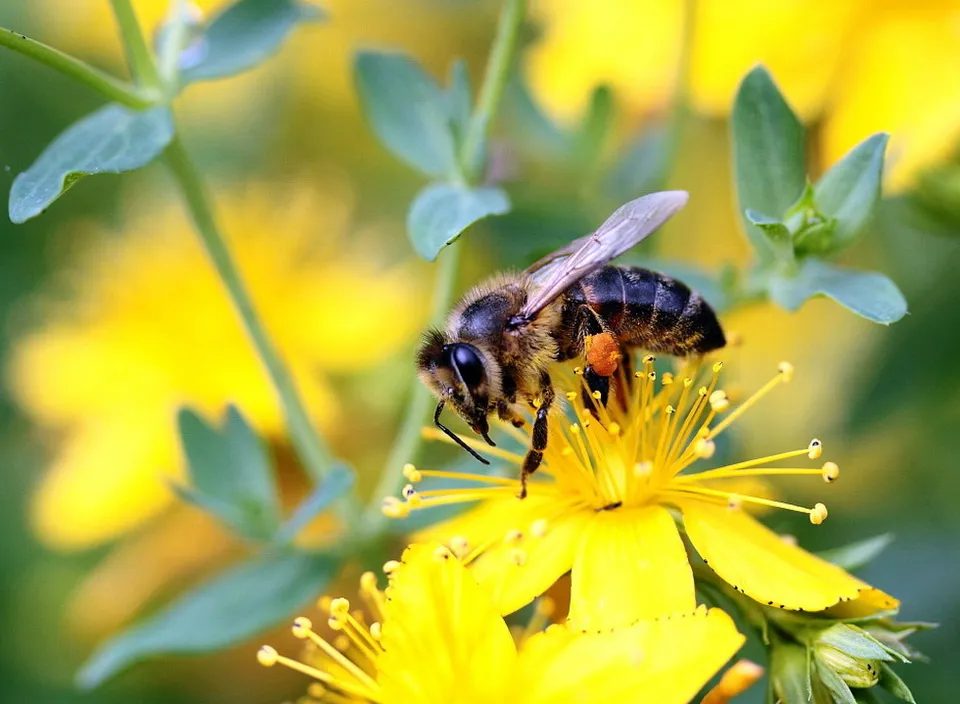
left=815, top=644, right=881, bottom=688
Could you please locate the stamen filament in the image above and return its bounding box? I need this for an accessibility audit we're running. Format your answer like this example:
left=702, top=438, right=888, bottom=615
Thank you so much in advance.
left=707, top=373, right=785, bottom=440
left=272, top=652, right=381, bottom=702
left=416, top=469, right=518, bottom=485
left=675, top=448, right=812, bottom=479
left=674, top=468, right=826, bottom=482
left=663, top=486, right=814, bottom=515
left=303, top=627, right=381, bottom=693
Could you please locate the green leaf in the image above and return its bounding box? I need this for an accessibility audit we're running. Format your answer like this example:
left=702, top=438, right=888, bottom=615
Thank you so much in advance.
left=878, top=663, right=917, bottom=703
left=180, top=0, right=324, bottom=84
left=815, top=661, right=858, bottom=704
left=407, top=182, right=510, bottom=261
left=816, top=625, right=895, bottom=662
left=606, top=125, right=670, bottom=200
left=77, top=549, right=337, bottom=688
left=572, top=85, right=615, bottom=165
left=818, top=534, right=894, bottom=572
left=771, top=642, right=813, bottom=704
left=746, top=209, right=794, bottom=262
left=732, top=66, right=806, bottom=261
left=274, top=463, right=355, bottom=544
left=176, top=406, right=281, bottom=539
left=768, top=258, right=907, bottom=324
left=811, top=133, right=888, bottom=254
left=355, top=51, right=460, bottom=178
left=9, top=104, right=174, bottom=224
left=445, top=59, right=472, bottom=146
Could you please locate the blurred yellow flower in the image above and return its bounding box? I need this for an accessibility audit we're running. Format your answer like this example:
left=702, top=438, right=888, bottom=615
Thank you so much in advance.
left=392, top=359, right=897, bottom=629
left=528, top=0, right=960, bottom=188
left=258, top=543, right=745, bottom=703
left=8, top=178, right=421, bottom=551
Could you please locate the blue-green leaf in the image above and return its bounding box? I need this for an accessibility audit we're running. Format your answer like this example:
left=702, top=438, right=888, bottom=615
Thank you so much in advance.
left=77, top=549, right=337, bottom=688
left=446, top=59, right=472, bottom=146
left=9, top=104, right=174, bottom=224
left=818, top=534, right=894, bottom=572
left=815, top=660, right=858, bottom=704
left=177, top=406, right=281, bottom=539
left=274, top=463, right=355, bottom=544
left=355, top=51, right=459, bottom=178
left=746, top=209, right=794, bottom=262
left=769, top=258, right=907, bottom=324
left=732, top=66, right=806, bottom=261
left=180, top=0, right=324, bottom=84
left=812, top=133, right=889, bottom=253
left=879, top=663, right=917, bottom=703
left=407, top=182, right=510, bottom=261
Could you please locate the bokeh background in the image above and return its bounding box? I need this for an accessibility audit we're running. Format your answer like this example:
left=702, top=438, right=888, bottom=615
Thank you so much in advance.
left=0, top=1, right=958, bottom=702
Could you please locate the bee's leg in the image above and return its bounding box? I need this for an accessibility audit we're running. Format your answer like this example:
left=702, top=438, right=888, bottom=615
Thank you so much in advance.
left=497, top=399, right=526, bottom=428
left=519, top=372, right=554, bottom=499
left=582, top=367, right=610, bottom=410
left=571, top=306, right=616, bottom=416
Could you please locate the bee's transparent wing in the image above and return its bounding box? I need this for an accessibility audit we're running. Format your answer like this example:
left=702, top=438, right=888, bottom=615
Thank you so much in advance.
left=520, top=190, right=689, bottom=318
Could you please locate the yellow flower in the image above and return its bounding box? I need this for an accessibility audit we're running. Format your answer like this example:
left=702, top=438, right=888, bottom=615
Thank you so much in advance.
left=390, top=358, right=898, bottom=630
left=7, top=179, right=421, bottom=550
left=258, top=543, right=746, bottom=704
left=527, top=0, right=960, bottom=188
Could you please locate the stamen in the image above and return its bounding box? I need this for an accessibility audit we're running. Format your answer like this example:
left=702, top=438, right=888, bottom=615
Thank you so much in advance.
left=810, top=502, right=828, bottom=525
left=380, top=496, right=409, bottom=519
left=707, top=367, right=789, bottom=439
left=530, top=518, right=549, bottom=538
left=807, top=439, right=822, bottom=459
left=822, top=462, right=840, bottom=483
left=450, top=535, right=470, bottom=558
left=664, top=486, right=820, bottom=516
left=415, top=469, right=518, bottom=486
left=402, top=463, right=421, bottom=483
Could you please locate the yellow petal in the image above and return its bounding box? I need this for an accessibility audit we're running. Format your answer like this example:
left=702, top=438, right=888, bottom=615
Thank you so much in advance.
left=679, top=499, right=899, bottom=612
left=417, top=495, right=592, bottom=618
left=822, top=5, right=960, bottom=190
left=31, top=414, right=179, bottom=550
left=525, top=0, right=682, bottom=121
left=515, top=608, right=744, bottom=704
left=690, top=0, right=863, bottom=119
left=568, top=506, right=695, bottom=630
left=378, top=544, right=517, bottom=703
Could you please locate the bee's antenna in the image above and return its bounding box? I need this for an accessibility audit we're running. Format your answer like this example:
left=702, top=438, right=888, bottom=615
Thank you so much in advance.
left=434, top=400, right=490, bottom=465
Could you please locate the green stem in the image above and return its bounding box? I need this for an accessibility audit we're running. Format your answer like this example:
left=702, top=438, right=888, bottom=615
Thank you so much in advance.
left=109, top=0, right=163, bottom=90
left=164, top=134, right=346, bottom=497
left=157, top=0, right=189, bottom=87
left=361, top=243, right=462, bottom=532
left=0, top=28, right=155, bottom=108
left=459, top=0, right=526, bottom=183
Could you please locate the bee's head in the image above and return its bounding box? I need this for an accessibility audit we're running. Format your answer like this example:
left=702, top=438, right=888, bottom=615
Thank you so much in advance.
left=417, top=330, right=497, bottom=464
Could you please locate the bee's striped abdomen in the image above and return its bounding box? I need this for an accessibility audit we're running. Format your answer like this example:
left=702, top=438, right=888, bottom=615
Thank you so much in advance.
left=566, top=265, right=725, bottom=356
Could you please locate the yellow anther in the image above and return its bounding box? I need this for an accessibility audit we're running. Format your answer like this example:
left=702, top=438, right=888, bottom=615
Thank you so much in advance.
left=698, top=386, right=708, bottom=397
left=334, top=634, right=351, bottom=652
left=807, top=438, right=823, bottom=459
left=573, top=366, right=583, bottom=375
left=530, top=518, right=548, bottom=538
left=257, top=645, right=278, bottom=667
left=712, top=361, right=724, bottom=373
left=608, top=422, right=621, bottom=436
left=727, top=494, right=743, bottom=510
left=360, top=571, right=377, bottom=593
left=510, top=548, right=527, bottom=566
left=370, top=622, right=382, bottom=640
left=381, top=496, right=409, bottom=518
left=570, top=423, right=581, bottom=435
left=308, top=683, right=327, bottom=698
left=450, top=535, right=470, bottom=558
left=537, top=596, right=556, bottom=617
left=634, top=371, right=643, bottom=378
left=383, top=560, right=401, bottom=575
left=402, top=483, right=416, bottom=499
left=505, top=528, right=523, bottom=543
left=683, top=377, right=693, bottom=388
left=643, top=354, right=655, bottom=364
left=778, top=361, right=795, bottom=382
left=402, top=463, right=422, bottom=482
left=330, top=598, right=350, bottom=616
left=634, top=460, right=653, bottom=477
left=583, top=417, right=591, bottom=428
left=406, top=490, right=422, bottom=508
left=592, top=390, right=602, bottom=400
left=661, top=372, right=673, bottom=385
left=822, top=462, right=840, bottom=483
left=648, top=371, right=657, bottom=382
left=709, top=390, right=729, bottom=412
left=810, top=502, right=828, bottom=525
left=565, top=391, right=578, bottom=401
left=292, top=616, right=313, bottom=639
left=665, top=404, right=676, bottom=415
left=328, top=616, right=344, bottom=631
left=433, top=546, right=452, bottom=561
left=694, top=438, right=716, bottom=458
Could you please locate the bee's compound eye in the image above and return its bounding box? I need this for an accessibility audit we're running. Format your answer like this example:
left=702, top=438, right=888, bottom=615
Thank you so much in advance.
left=451, top=344, right=485, bottom=389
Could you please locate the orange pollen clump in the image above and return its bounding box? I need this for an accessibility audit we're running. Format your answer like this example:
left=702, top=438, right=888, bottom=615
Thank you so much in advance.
left=584, top=332, right=622, bottom=376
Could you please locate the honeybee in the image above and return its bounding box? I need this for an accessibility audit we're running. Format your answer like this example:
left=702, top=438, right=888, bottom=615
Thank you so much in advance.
left=416, top=191, right=725, bottom=497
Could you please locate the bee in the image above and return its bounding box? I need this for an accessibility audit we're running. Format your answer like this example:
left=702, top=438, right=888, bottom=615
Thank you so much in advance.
left=416, top=190, right=725, bottom=497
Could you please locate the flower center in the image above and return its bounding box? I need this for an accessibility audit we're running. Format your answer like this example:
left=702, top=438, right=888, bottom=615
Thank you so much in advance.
left=385, top=356, right=835, bottom=525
